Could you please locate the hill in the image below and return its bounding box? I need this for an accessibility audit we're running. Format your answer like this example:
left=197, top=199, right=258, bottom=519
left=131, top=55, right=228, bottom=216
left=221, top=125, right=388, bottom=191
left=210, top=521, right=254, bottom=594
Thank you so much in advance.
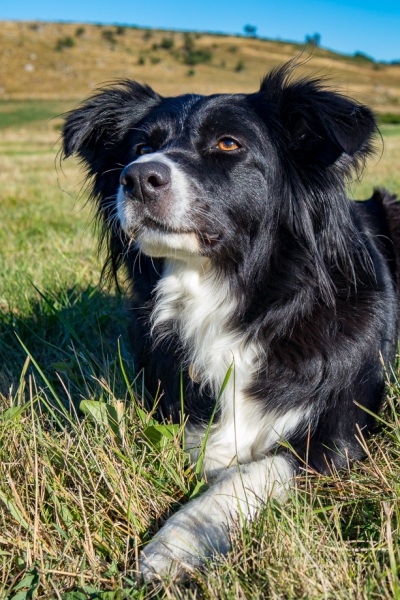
left=1, top=20, right=400, bottom=114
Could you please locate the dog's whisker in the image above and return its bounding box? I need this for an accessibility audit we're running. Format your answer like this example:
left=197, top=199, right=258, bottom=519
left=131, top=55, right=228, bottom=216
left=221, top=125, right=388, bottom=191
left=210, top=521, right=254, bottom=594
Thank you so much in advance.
left=101, top=167, right=124, bottom=176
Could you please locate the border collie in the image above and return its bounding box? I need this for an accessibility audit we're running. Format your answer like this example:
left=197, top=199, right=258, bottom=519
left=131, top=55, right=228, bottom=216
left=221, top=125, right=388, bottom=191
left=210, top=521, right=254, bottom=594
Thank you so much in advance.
left=63, top=62, right=400, bottom=580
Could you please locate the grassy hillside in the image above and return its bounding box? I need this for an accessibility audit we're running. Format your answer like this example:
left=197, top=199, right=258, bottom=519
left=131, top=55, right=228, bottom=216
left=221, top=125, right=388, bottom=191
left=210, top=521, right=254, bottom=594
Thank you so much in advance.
left=1, top=20, right=400, bottom=114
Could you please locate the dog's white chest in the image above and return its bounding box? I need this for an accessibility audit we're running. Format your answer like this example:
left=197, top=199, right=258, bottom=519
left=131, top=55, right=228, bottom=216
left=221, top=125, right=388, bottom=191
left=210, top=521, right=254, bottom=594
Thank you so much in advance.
left=151, top=258, right=304, bottom=477
left=151, top=258, right=252, bottom=394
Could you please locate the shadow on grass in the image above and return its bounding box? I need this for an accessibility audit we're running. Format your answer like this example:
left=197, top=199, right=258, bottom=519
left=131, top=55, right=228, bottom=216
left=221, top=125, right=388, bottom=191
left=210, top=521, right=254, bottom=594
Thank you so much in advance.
left=0, top=283, right=134, bottom=407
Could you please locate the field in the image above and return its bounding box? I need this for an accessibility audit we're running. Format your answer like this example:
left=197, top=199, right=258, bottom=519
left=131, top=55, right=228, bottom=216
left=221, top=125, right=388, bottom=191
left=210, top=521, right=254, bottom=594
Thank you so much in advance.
left=1, top=20, right=400, bottom=599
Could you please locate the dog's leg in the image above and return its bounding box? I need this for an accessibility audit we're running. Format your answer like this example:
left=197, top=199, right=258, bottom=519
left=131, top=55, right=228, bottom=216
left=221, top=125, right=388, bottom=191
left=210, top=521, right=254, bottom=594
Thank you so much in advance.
left=139, top=454, right=294, bottom=581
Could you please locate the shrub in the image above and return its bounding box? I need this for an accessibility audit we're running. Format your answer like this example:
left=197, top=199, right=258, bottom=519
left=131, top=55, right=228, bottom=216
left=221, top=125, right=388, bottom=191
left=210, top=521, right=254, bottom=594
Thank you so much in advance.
left=234, top=60, right=245, bottom=72
left=181, top=32, right=212, bottom=65
left=183, top=32, right=195, bottom=52
left=160, top=37, right=174, bottom=49
left=75, top=27, right=85, bottom=38
left=55, top=36, right=75, bottom=51
left=353, top=51, right=375, bottom=63
left=183, top=49, right=213, bottom=65
left=305, top=33, right=321, bottom=47
left=102, top=30, right=116, bottom=45
left=377, top=113, right=400, bottom=124
left=244, top=24, right=257, bottom=37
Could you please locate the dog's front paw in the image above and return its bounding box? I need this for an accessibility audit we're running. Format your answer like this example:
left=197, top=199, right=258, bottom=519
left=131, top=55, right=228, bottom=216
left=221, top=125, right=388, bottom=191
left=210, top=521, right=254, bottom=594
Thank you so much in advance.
left=138, top=504, right=230, bottom=581
left=139, top=537, right=200, bottom=582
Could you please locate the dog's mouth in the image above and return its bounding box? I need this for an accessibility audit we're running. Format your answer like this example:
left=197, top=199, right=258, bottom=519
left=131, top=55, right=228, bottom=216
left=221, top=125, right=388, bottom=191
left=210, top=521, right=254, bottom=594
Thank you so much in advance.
left=130, top=215, right=221, bottom=259
left=141, top=215, right=192, bottom=235
left=140, top=216, right=220, bottom=246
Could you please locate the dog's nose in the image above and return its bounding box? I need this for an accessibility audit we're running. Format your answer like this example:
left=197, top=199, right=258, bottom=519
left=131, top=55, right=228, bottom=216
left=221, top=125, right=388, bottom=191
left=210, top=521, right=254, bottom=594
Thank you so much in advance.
left=120, top=161, right=171, bottom=202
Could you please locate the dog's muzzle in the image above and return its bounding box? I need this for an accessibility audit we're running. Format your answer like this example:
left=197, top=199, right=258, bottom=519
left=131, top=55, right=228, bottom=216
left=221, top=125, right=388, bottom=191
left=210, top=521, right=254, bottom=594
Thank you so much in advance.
left=120, top=161, right=171, bottom=203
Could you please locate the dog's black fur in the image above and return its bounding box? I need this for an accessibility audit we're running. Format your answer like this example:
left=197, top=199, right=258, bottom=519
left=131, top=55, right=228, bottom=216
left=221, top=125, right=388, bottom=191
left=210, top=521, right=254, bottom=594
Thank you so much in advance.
left=63, top=62, right=400, bottom=577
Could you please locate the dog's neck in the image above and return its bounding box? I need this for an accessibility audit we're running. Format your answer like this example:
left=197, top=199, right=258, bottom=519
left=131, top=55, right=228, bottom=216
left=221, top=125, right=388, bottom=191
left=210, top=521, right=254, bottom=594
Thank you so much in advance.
left=151, top=256, right=255, bottom=397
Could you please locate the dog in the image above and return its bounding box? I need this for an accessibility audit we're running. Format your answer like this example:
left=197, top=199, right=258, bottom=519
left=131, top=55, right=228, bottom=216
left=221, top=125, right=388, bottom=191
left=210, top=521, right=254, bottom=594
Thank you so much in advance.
left=62, top=61, right=400, bottom=580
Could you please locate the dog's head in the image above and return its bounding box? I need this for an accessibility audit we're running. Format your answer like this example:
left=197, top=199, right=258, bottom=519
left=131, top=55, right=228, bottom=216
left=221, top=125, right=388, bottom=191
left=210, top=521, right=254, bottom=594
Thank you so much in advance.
left=63, top=62, right=376, bottom=277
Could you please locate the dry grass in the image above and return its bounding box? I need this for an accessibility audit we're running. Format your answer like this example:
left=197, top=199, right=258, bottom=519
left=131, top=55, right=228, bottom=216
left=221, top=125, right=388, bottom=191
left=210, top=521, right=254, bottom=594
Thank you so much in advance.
left=350, top=125, right=400, bottom=198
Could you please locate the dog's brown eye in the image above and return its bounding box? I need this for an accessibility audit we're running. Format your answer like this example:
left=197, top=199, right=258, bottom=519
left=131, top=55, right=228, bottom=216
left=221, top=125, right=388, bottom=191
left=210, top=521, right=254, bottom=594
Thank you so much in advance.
left=137, top=144, right=154, bottom=155
left=217, top=138, right=240, bottom=151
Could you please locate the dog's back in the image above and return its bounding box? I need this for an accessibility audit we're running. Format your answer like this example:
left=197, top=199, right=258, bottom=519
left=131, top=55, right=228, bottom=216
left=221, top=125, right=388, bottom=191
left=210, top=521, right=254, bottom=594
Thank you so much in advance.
left=357, top=189, right=400, bottom=301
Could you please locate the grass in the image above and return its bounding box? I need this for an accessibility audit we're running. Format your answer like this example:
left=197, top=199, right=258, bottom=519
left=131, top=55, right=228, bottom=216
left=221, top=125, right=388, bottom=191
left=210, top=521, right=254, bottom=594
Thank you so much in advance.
left=0, top=101, right=72, bottom=130
left=0, top=104, right=400, bottom=598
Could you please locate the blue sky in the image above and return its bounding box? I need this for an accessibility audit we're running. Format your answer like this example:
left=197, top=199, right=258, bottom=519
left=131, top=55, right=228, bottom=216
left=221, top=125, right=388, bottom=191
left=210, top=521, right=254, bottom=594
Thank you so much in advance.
left=1, top=0, right=400, bottom=62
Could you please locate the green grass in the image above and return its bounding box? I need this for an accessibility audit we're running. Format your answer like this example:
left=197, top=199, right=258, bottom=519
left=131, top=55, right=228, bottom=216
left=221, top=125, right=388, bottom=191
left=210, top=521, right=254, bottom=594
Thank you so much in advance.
left=0, top=100, right=73, bottom=129
left=1, top=103, right=400, bottom=598
left=378, top=114, right=400, bottom=126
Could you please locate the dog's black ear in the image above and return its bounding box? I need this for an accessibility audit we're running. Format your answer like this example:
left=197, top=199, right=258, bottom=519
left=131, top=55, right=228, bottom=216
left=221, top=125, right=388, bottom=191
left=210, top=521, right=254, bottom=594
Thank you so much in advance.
left=62, top=81, right=161, bottom=165
left=260, top=63, right=377, bottom=169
